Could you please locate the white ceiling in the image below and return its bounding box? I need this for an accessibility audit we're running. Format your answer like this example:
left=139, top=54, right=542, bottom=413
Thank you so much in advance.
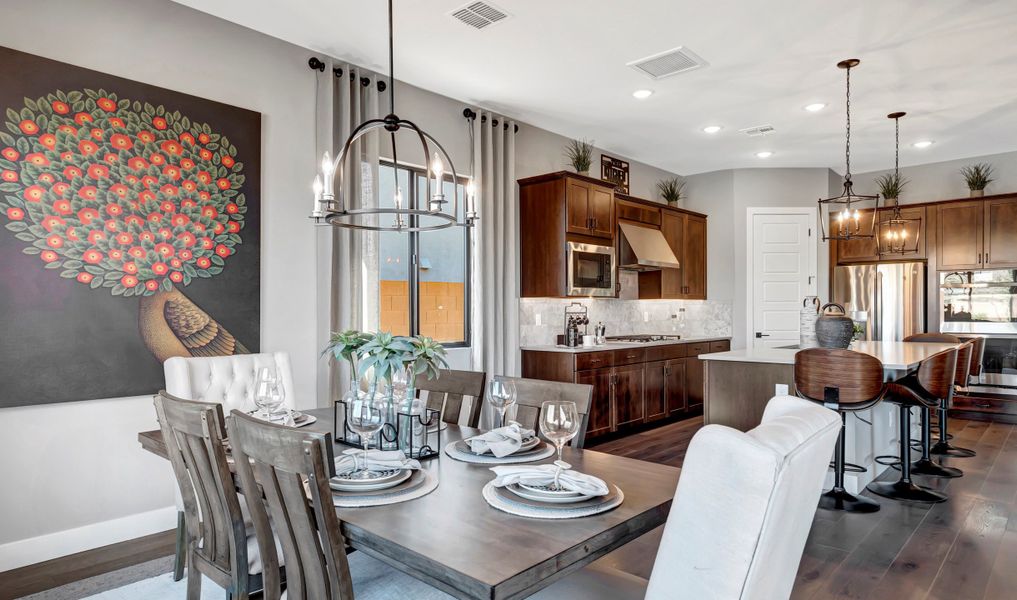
left=173, top=0, right=1017, bottom=175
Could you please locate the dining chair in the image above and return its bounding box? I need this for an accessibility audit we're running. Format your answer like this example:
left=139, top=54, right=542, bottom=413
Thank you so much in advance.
left=492, top=375, right=594, bottom=449
left=164, top=352, right=296, bottom=581
left=153, top=391, right=267, bottom=600
left=414, top=368, right=487, bottom=427
left=226, top=411, right=454, bottom=600
left=529, top=395, right=842, bottom=600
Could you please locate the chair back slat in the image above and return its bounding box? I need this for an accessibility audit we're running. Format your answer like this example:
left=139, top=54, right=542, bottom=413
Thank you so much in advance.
left=415, top=369, right=487, bottom=427
left=915, top=348, right=959, bottom=400
left=154, top=392, right=247, bottom=586
left=904, top=333, right=961, bottom=344
left=228, top=411, right=354, bottom=600
left=954, top=341, right=974, bottom=387
left=793, top=349, right=885, bottom=407
left=492, top=376, right=594, bottom=449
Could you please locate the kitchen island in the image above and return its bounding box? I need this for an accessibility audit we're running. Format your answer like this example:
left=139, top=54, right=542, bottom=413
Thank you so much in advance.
left=700, top=341, right=959, bottom=492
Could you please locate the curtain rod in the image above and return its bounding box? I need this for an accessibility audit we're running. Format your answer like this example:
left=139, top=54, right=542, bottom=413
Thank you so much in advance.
left=463, top=108, right=519, bottom=133
left=307, top=57, right=387, bottom=93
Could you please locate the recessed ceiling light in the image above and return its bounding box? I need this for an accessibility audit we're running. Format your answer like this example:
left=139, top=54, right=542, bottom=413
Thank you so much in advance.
left=755, top=151, right=773, bottom=159
left=804, top=102, right=827, bottom=112
left=702, top=125, right=722, bottom=134
left=912, top=140, right=934, bottom=149
left=632, top=89, right=654, bottom=99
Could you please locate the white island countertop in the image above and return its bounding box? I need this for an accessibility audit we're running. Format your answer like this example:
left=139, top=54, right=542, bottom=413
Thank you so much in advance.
left=700, top=341, right=960, bottom=371
left=521, top=336, right=731, bottom=354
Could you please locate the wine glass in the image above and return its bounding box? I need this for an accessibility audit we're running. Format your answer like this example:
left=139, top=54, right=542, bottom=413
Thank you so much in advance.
left=254, top=367, right=277, bottom=419
left=487, top=379, right=517, bottom=429
left=346, top=396, right=385, bottom=479
left=264, top=380, right=286, bottom=422
left=539, top=401, right=580, bottom=490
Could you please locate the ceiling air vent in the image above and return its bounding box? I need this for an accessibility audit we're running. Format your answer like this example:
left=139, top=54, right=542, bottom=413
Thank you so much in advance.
left=451, top=1, right=509, bottom=30
left=627, top=47, right=707, bottom=80
left=740, top=124, right=776, bottom=137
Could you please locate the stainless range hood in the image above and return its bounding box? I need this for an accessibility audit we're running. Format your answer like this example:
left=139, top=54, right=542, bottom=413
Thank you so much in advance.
left=617, top=222, right=680, bottom=271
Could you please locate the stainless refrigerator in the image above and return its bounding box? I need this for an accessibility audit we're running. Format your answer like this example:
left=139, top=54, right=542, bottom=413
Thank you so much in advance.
left=832, top=263, right=926, bottom=342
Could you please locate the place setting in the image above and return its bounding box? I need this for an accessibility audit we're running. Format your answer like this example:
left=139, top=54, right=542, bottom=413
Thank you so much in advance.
left=481, top=399, right=624, bottom=519
left=329, top=393, right=438, bottom=508
left=246, top=367, right=318, bottom=427
left=444, top=379, right=556, bottom=464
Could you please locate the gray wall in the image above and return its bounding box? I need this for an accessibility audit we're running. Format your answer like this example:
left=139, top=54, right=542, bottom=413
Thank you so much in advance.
left=851, top=149, right=1017, bottom=204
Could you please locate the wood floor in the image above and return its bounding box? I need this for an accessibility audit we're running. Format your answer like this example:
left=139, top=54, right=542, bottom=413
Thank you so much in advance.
left=590, top=415, right=1017, bottom=600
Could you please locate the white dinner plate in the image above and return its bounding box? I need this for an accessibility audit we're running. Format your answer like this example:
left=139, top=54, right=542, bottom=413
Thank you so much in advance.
left=517, top=481, right=583, bottom=498
left=330, top=468, right=411, bottom=492
left=506, top=483, right=592, bottom=504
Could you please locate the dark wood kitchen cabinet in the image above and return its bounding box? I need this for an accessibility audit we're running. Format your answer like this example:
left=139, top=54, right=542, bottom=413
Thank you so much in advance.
left=577, top=367, right=614, bottom=438
left=685, top=340, right=730, bottom=409
left=984, top=196, right=1017, bottom=268
left=646, top=359, right=687, bottom=418
left=683, top=215, right=708, bottom=298
left=612, top=363, right=645, bottom=428
left=833, top=208, right=879, bottom=263
left=646, top=210, right=707, bottom=300
left=938, top=200, right=984, bottom=270
left=564, top=176, right=614, bottom=239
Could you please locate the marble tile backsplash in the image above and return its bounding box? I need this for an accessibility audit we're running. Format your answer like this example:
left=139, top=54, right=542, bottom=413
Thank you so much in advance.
left=519, top=298, right=733, bottom=347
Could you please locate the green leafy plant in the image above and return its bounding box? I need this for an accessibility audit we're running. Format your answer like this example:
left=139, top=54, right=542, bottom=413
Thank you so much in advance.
left=874, top=172, right=908, bottom=200
left=960, top=162, right=995, bottom=191
left=407, top=335, right=449, bottom=380
left=322, top=329, right=372, bottom=363
left=852, top=323, right=865, bottom=341
left=656, top=176, right=686, bottom=205
left=357, top=332, right=414, bottom=383
left=564, top=138, right=594, bottom=173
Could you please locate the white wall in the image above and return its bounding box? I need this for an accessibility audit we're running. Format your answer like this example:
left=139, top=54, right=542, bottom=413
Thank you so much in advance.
left=0, top=0, right=688, bottom=569
left=851, top=149, right=1017, bottom=204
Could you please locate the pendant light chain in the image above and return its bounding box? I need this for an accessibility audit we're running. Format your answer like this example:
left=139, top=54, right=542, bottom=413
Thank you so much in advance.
left=388, top=0, right=395, bottom=115
left=894, top=115, right=900, bottom=176
left=844, top=64, right=851, bottom=179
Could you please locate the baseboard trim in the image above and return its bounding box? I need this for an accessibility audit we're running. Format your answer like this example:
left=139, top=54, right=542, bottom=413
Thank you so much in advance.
left=0, top=505, right=177, bottom=572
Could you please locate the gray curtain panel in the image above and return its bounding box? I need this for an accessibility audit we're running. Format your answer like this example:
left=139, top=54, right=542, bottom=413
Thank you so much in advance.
left=314, top=59, right=381, bottom=402
left=470, top=110, right=519, bottom=379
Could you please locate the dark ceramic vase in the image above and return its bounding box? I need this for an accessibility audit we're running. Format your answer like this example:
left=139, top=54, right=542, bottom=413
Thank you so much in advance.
left=816, top=303, right=854, bottom=349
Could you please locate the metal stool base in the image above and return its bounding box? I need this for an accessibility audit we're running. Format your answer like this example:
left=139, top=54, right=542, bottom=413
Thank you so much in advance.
left=911, top=458, right=963, bottom=479
left=930, top=441, right=976, bottom=458
left=867, top=480, right=947, bottom=504
left=818, top=488, right=881, bottom=513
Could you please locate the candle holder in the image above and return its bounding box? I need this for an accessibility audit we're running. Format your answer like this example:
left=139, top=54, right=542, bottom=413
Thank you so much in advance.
left=332, top=398, right=441, bottom=461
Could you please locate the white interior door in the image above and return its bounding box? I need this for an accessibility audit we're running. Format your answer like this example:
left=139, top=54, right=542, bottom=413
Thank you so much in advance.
left=749, top=211, right=816, bottom=348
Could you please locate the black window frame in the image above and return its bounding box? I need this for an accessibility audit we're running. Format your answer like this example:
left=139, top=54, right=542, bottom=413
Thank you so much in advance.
left=379, top=159, right=471, bottom=348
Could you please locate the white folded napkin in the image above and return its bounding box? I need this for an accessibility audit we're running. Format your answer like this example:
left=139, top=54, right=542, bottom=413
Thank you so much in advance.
left=489, top=465, right=610, bottom=497
left=334, top=449, right=420, bottom=475
left=466, top=423, right=535, bottom=458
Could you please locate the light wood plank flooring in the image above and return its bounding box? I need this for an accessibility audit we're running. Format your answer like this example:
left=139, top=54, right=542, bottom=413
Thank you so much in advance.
left=591, top=415, right=1017, bottom=600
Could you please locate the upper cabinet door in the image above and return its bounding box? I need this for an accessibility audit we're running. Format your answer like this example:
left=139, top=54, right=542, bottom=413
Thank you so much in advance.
left=835, top=209, right=879, bottom=263
left=588, top=186, right=615, bottom=239
left=659, top=211, right=685, bottom=298
left=683, top=215, right=708, bottom=299
left=565, top=179, right=591, bottom=235
left=984, top=197, right=1017, bottom=268
left=938, top=201, right=984, bottom=270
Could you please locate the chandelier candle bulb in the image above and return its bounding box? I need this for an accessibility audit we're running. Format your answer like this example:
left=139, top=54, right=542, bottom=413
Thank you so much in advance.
left=312, top=176, right=323, bottom=217
left=321, top=151, right=334, bottom=198
left=466, top=179, right=477, bottom=218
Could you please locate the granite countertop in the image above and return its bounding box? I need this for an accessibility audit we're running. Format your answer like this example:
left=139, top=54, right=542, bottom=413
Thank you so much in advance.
left=700, top=341, right=961, bottom=371
left=520, top=336, right=732, bottom=354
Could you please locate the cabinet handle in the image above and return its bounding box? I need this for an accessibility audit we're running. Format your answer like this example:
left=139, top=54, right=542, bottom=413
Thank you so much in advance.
left=986, top=253, right=989, bottom=263
left=626, top=354, right=638, bottom=359
left=592, top=217, right=598, bottom=230
left=979, top=253, right=982, bottom=264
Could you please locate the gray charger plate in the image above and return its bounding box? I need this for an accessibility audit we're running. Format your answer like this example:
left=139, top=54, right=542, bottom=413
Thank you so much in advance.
left=493, top=483, right=620, bottom=510
left=332, top=468, right=427, bottom=499
left=453, top=438, right=545, bottom=458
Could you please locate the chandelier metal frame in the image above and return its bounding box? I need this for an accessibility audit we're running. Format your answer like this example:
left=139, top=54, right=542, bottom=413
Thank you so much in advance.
left=880, top=112, right=920, bottom=255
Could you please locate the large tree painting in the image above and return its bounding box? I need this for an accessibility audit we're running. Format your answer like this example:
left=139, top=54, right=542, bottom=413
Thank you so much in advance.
left=0, top=47, right=260, bottom=406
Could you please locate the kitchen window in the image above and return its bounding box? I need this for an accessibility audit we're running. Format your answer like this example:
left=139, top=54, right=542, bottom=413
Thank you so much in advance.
left=377, top=161, right=471, bottom=346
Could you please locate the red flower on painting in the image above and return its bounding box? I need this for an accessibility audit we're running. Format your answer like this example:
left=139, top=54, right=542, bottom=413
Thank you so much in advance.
left=144, top=280, right=159, bottom=291
left=178, top=233, right=196, bottom=247
left=46, top=235, right=63, bottom=249
left=82, top=249, right=104, bottom=264
left=52, top=182, right=70, bottom=196
left=105, top=219, right=118, bottom=232
left=57, top=125, right=77, bottom=136
left=171, top=214, right=190, bottom=227
left=152, top=262, right=169, bottom=276
left=137, top=130, right=155, bottom=143
left=198, top=148, right=212, bottom=160
left=110, top=184, right=130, bottom=198
left=179, top=249, right=193, bottom=261
left=154, top=243, right=175, bottom=258
left=66, top=227, right=80, bottom=241
left=19, top=120, right=39, bottom=135
left=225, top=202, right=239, bottom=214
left=120, top=275, right=139, bottom=288
left=179, top=133, right=195, bottom=145
left=169, top=271, right=184, bottom=283
left=109, top=117, right=125, bottom=128
left=6, top=207, right=24, bottom=220
left=139, top=231, right=156, bottom=243
left=115, top=232, right=133, bottom=245
left=160, top=140, right=182, bottom=155
left=214, top=244, right=231, bottom=258
left=163, top=165, right=181, bottom=180
left=74, top=112, right=93, bottom=125
left=63, top=166, right=83, bottom=180
left=38, top=134, right=57, bottom=150
left=201, top=206, right=218, bottom=219
left=1, top=170, right=17, bottom=182
left=198, top=133, right=210, bottom=144
left=125, top=215, right=143, bottom=228
left=51, top=100, right=70, bottom=114
left=40, top=250, right=59, bottom=263
left=110, top=134, right=133, bottom=150
left=127, top=157, right=147, bottom=171
left=42, top=216, right=65, bottom=231
left=87, top=230, right=105, bottom=244
left=196, top=257, right=211, bottom=268
left=24, top=185, right=46, bottom=202
left=108, top=248, right=124, bottom=261
left=97, top=97, right=117, bottom=112
left=103, top=153, right=118, bottom=165
left=76, top=272, right=93, bottom=284
left=53, top=199, right=72, bottom=215
left=160, top=184, right=178, bottom=196
left=128, top=246, right=146, bottom=259
left=221, top=155, right=235, bottom=168
left=123, top=262, right=138, bottom=275
left=1, top=147, right=19, bottom=160
left=78, top=140, right=99, bottom=156
left=25, top=153, right=49, bottom=166
left=78, top=186, right=98, bottom=201
left=87, top=164, right=110, bottom=179
left=89, top=128, right=104, bottom=141
left=141, top=175, right=159, bottom=188
left=105, top=203, right=123, bottom=217
left=227, top=221, right=240, bottom=233
left=78, top=207, right=100, bottom=224
left=152, top=116, right=168, bottom=130
left=149, top=153, right=166, bottom=166
left=37, top=173, right=55, bottom=184
left=180, top=158, right=195, bottom=170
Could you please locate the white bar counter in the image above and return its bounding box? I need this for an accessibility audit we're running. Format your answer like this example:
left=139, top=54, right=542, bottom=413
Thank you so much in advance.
left=700, top=341, right=960, bottom=493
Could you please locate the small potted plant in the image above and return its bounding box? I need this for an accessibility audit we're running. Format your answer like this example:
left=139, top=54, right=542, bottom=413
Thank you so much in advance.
left=875, top=171, right=908, bottom=202
left=322, top=329, right=373, bottom=395
left=564, top=138, right=594, bottom=175
left=960, top=162, right=994, bottom=197
left=657, top=176, right=686, bottom=206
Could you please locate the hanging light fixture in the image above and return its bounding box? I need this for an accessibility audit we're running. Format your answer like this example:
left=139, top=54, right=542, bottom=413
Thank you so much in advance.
left=310, top=0, right=476, bottom=232
left=817, top=59, right=879, bottom=241
left=880, top=112, right=919, bottom=255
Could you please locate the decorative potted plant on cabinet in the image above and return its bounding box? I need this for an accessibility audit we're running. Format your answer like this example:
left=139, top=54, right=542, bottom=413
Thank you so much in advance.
left=960, top=162, right=994, bottom=197
left=875, top=171, right=908, bottom=204
left=657, top=176, right=686, bottom=206
left=564, top=138, right=594, bottom=175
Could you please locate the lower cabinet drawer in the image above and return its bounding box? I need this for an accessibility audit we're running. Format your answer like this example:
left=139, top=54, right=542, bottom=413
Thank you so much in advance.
left=686, top=342, right=709, bottom=357
left=613, top=348, right=646, bottom=366
left=576, top=351, right=613, bottom=371
left=952, top=394, right=1017, bottom=415
left=645, top=343, right=687, bottom=362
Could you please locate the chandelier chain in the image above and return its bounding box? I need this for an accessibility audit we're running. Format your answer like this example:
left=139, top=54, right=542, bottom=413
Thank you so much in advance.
left=894, top=116, right=900, bottom=176
left=845, top=64, right=851, bottom=178
left=388, top=0, right=395, bottom=115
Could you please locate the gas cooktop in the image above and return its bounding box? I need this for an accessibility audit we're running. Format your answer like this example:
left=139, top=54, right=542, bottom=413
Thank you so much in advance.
left=605, top=334, right=682, bottom=343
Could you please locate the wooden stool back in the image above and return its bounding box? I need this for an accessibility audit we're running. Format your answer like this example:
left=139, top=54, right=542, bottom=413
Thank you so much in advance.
left=953, top=341, right=974, bottom=388
left=794, top=349, right=885, bottom=409
left=914, top=348, right=959, bottom=401
left=903, top=333, right=961, bottom=344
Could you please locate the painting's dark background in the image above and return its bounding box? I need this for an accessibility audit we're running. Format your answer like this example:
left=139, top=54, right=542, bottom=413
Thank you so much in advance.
left=0, top=46, right=261, bottom=407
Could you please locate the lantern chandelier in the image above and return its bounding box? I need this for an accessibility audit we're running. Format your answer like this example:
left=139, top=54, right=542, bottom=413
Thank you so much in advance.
left=310, top=0, right=476, bottom=232
left=818, top=59, right=880, bottom=242
left=881, top=112, right=920, bottom=255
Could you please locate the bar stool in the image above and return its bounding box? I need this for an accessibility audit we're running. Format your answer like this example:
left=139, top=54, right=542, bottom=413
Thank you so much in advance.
left=931, top=339, right=977, bottom=458
left=795, top=348, right=886, bottom=513
left=966, top=336, right=986, bottom=385
left=868, top=348, right=958, bottom=503
left=901, top=333, right=963, bottom=478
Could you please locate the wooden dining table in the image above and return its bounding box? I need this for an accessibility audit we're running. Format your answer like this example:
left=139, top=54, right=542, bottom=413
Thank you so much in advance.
left=138, top=407, right=680, bottom=600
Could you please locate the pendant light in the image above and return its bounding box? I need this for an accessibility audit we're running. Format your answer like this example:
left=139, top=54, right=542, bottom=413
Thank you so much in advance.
left=818, top=59, right=880, bottom=241
left=880, top=112, right=919, bottom=255
left=309, top=0, right=476, bottom=232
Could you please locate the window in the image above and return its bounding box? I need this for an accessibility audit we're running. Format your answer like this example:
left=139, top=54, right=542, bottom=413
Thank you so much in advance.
left=377, top=161, right=470, bottom=346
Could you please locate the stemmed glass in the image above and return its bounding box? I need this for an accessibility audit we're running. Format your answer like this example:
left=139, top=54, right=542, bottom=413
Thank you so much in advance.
left=254, top=367, right=277, bottom=420
left=346, top=396, right=385, bottom=479
left=539, top=401, right=580, bottom=491
left=487, top=379, right=517, bottom=429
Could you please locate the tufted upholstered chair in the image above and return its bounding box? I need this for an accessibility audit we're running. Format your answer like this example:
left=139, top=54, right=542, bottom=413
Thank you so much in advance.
left=529, top=395, right=842, bottom=600
left=163, top=352, right=297, bottom=581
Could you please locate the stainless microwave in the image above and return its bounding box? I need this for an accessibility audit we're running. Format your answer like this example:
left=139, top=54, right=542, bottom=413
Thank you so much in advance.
left=567, top=242, right=616, bottom=297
